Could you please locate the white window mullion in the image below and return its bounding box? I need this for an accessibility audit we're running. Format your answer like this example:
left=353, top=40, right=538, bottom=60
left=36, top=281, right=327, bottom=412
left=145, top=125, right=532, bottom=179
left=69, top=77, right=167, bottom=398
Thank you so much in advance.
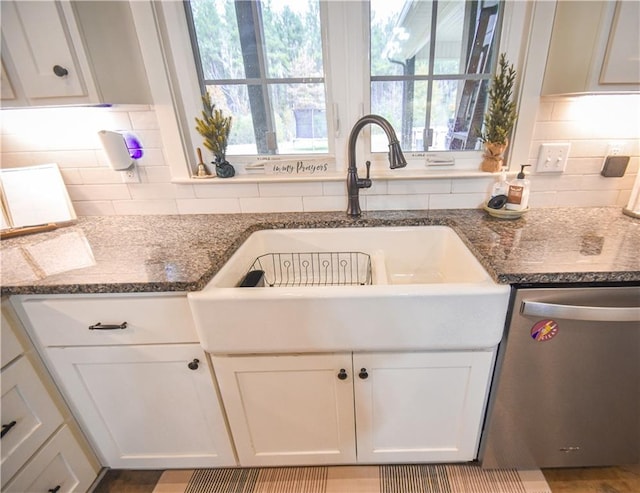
left=323, top=0, right=369, bottom=171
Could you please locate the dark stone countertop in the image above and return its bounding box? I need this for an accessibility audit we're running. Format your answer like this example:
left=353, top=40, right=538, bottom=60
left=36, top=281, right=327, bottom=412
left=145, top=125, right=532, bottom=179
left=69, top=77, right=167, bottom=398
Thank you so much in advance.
left=1, top=207, right=639, bottom=295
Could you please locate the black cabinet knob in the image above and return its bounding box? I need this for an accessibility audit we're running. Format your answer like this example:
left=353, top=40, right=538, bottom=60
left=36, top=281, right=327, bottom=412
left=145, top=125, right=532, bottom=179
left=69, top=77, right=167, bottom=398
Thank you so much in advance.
left=188, top=359, right=200, bottom=370
left=53, top=65, right=68, bottom=77
left=358, top=368, right=369, bottom=379
left=337, top=368, right=348, bottom=380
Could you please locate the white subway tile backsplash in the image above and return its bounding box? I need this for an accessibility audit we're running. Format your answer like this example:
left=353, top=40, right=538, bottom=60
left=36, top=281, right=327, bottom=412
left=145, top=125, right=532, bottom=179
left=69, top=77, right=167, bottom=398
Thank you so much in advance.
left=258, top=181, right=323, bottom=197
left=365, top=194, right=430, bottom=211
left=531, top=175, right=583, bottom=192
left=194, top=182, right=259, bottom=198
left=322, top=181, right=346, bottom=196
left=429, top=193, right=486, bottom=209
left=129, top=111, right=160, bottom=130
left=72, top=201, right=116, bottom=216
left=554, top=190, right=620, bottom=207
left=60, top=169, right=83, bottom=185
left=79, top=167, right=123, bottom=184
left=451, top=178, right=494, bottom=194
left=529, top=191, right=558, bottom=208
left=240, top=196, right=304, bottom=213
left=176, top=198, right=241, bottom=214
left=1, top=96, right=637, bottom=217
left=143, top=166, right=173, bottom=183
left=67, top=184, right=131, bottom=201
left=302, top=195, right=345, bottom=212
left=128, top=183, right=182, bottom=200
left=131, top=129, right=163, bottom=149
left=580, top=174, right=636, bottom=191
left=136, top=148, right=166, bottom=167
left=387, top=179, right=451, bottom=194
left=112, top=199, right=178, bottom=215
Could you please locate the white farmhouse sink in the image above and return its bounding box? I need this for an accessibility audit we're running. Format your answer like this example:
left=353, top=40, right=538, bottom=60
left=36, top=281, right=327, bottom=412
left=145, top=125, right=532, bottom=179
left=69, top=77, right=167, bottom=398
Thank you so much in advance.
left=188, top=226, right=510, bottom=353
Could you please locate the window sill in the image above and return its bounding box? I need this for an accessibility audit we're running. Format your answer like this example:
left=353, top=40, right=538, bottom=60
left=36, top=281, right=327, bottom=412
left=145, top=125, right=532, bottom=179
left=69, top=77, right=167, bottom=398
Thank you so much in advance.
left=172, top=168, right=505, bottom=185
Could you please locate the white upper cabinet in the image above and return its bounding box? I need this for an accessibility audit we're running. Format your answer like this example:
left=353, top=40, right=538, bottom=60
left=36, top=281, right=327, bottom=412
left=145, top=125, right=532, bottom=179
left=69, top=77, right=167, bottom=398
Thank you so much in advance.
left=542, top=0, right=640, bottom=95
left=0, top=0, right=150, bottom=107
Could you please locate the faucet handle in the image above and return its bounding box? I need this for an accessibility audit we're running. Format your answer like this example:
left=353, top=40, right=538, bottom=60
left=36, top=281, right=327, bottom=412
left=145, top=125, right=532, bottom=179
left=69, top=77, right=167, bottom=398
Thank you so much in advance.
left=365, top=160, right=371, bottom=180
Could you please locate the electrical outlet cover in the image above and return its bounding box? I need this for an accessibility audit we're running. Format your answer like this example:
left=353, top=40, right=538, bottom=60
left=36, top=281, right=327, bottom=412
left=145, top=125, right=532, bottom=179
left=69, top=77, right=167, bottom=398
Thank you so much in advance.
left=601, top=156, right=630, bottom=177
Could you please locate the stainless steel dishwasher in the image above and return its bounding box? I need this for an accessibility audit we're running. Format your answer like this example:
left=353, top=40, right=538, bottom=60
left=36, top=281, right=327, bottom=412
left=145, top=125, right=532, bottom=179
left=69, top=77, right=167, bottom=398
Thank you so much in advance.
left=481, top=285, right=640, bottom=469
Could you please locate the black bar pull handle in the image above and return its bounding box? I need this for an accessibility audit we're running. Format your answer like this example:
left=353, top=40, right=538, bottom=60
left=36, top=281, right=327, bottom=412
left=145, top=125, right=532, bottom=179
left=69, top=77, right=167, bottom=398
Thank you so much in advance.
left=48, top=486, right=61, bottom=493
left=1, top=420, right=17, bottom=438
left=88, top=322, right=128, bottom=330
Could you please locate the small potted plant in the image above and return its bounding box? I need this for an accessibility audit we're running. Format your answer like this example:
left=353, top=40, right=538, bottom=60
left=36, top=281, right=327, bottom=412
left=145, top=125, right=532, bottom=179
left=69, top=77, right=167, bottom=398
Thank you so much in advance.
left=479, top=53, right=517, bottom=172
left=195, top=92, right=235, bottom=178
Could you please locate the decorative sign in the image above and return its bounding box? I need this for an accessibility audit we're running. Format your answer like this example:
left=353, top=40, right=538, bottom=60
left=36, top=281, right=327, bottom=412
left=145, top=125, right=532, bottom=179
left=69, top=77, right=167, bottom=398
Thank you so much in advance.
left=264, top=159, right=335, bottom=176
left=530, top=319, right=559, bottom=342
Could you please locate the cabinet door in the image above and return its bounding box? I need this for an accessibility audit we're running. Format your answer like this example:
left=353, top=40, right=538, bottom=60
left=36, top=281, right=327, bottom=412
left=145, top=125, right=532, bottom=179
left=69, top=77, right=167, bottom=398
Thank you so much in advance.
left=353, top=351, right=495, bottom=463
left=1, top=356, right=64, bottom=486
left=3, top=426, right=97, bottom=493
left=600, top=1, right=640, bottom=84
left=0, top=1, right=89, bottom=100
left=46, top=344, right=235, bottom=469
left=213, top=353, right=356, bottom=466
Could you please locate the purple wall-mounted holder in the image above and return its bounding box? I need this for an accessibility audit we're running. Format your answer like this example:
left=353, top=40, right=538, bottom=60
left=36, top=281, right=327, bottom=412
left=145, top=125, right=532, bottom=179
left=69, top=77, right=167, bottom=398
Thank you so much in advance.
left=124, top=133, right=144, bottom=160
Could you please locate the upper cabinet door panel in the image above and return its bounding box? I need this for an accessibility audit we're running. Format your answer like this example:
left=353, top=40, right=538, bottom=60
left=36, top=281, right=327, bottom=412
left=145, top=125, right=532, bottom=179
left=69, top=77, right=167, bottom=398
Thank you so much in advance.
left=1, top=1, right=88, bottom=100
left=600, top=1, right=640, bottom=85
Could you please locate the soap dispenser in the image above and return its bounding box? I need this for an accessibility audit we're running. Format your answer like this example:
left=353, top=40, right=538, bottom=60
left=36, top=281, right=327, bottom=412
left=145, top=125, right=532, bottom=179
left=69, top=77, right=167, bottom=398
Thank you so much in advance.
left=506, top=165, right=531, bottom=211
left=490, top=167, right=510, bottom=198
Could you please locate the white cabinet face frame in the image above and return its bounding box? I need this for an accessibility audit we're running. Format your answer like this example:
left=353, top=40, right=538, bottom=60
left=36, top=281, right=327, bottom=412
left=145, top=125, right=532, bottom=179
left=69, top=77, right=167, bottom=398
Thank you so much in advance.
left=212, top=353, right=357, bottom=467
left=46, top=344, right=236, bottom=469
left=353, top=351, right=496, bottom=463
left=1, top=356, right=64, bottom=486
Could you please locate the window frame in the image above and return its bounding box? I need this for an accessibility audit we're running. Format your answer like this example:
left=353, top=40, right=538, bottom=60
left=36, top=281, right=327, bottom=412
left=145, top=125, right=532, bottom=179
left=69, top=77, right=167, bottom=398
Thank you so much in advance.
left=131, top=0, right=539, bottom=181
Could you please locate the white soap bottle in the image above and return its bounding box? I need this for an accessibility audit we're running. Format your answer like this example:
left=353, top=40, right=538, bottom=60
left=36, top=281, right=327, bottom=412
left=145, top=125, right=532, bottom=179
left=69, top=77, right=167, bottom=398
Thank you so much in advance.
left=506, top=165, right=531, bottom=211
left=490, top=167, right=510, bottom=198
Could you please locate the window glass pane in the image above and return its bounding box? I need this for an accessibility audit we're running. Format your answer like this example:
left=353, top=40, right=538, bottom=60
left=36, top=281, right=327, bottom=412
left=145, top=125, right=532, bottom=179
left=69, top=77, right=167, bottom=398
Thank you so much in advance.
left=188, top=0, right=327, bottom=156
left=446, top=79, right=489, bottom=150
left=207, top=85, right=257, bottom=155
left=433, top=0, right=466, bottom=74
left=270, top=83, right=328, bottom=154
left=190, top=0, right=245, bottom=79
left=262, top=1, right=324, bottom=79
left=370, top=0, right=406, bottom=77
left=370, top=0, right=501, bottom=153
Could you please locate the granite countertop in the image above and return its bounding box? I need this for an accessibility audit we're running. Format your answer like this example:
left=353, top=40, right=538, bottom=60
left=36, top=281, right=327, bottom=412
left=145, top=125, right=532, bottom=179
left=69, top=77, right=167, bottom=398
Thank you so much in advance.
left=1, top=207, right=639, bottom=295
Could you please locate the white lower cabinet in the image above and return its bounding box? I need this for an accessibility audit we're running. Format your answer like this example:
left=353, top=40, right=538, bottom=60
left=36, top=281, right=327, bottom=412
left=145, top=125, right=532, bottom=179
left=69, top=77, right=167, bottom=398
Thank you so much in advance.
left=46, top=344, right=236, bottom=468
left=14, top=294, right=236, bottom=469
left=213, top=350, right=495, bottom=466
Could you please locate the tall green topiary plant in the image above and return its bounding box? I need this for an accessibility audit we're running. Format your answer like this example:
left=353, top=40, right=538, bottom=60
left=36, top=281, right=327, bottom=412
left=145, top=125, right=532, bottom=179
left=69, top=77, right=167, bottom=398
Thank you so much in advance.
left=195, top=92, right=235, bottom=177
left=480, top=53, right=517, bottom=172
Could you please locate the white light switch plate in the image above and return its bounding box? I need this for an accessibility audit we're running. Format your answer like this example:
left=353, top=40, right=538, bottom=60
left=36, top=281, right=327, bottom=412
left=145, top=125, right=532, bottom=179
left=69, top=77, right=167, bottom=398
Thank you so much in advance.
left=535, top=143, right=571, bottom=173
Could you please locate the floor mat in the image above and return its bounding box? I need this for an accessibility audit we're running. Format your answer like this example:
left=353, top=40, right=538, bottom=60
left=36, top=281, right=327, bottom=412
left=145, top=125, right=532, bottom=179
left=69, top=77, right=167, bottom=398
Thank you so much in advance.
left=153, top=464, right=551, bottom=493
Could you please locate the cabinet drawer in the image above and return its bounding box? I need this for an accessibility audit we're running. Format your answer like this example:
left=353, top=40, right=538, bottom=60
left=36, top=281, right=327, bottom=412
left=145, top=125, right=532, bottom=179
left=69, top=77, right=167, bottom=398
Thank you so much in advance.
left=1, top=356, right=64, bottom=485
left=3, top=425, right=98, bottom=493
left=17, top=294, right=198, bottom=347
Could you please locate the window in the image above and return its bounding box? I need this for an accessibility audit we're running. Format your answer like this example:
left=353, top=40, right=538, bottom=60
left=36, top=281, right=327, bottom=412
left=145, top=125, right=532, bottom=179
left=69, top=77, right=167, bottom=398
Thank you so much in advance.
left=185, top=0, right=504, bottom=162
left=370, top=0, right=501, bottom=152
left=187, top=0, right=327, bottom=156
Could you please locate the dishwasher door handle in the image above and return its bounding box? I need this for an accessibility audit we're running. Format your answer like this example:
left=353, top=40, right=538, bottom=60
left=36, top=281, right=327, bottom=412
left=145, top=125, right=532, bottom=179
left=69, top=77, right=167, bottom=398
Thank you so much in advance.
left=521, top=301, right=640, bottom=322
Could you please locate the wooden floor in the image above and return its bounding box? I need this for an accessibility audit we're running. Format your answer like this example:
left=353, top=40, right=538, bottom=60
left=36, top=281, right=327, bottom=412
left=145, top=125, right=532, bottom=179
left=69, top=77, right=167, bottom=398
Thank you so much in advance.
left=91, top=465, right=640, bottom=493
